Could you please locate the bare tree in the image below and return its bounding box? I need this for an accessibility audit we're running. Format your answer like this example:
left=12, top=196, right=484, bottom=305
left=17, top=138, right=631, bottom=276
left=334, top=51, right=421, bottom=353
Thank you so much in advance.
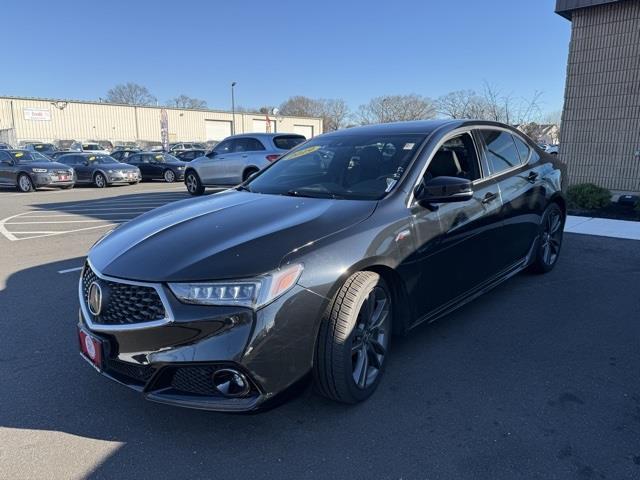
left=105, top=83, right=157, bottom=106
left=357, top=94, right=436, bottom=125
left=167, top=95, right=207, bottom=109
left=436, top=90, right=487, bottom=119
left=279, top=96, right=350, bottom=132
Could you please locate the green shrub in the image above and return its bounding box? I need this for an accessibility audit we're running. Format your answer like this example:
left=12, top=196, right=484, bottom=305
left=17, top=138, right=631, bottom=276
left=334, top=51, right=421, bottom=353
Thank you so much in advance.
left=567, top=183, right=611, bottom=210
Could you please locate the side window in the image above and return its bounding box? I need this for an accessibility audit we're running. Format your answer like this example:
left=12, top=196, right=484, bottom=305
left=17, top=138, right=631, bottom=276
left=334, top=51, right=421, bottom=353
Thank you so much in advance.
left=0, top=151, right=10, bottom=162
left=212, top=140, right=233, bottom=156
left=479, top=130, right=522, bottom=176
left=141, top=155, right=153, bottom=163
left=425, top=133, right=481, bottom=182
left=240, top=138, right=265, bottom=152
left=512, top=135, right=531, bottom=164
left=60, top=155, right=76, bottom=165
left=128, top=155, right=139, bottom=164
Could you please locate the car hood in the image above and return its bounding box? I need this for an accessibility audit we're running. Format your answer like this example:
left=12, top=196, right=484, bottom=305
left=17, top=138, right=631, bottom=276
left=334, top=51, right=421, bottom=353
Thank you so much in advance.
left=21, top=161, right=70, bottom=170
left=89, top=190, right=377, bottom=282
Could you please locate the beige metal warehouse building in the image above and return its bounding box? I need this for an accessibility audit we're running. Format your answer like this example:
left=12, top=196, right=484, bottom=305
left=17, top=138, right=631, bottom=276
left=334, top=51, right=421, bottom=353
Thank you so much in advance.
left=0, top=96, right=322, bottom=147
left=556, top=0, right=640, bottom=193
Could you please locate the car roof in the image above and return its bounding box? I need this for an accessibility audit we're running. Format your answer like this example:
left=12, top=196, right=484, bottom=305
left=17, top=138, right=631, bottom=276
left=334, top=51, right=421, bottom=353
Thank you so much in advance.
left=225, top=132, right=303, bottom=140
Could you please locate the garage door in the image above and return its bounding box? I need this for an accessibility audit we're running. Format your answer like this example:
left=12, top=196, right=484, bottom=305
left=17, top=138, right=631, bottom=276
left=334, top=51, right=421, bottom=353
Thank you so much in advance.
left=205, top=120, right=232, bottom=141
left=252, top=119, right=276, bottom=133
left=293, top=124, right=314, bottom=139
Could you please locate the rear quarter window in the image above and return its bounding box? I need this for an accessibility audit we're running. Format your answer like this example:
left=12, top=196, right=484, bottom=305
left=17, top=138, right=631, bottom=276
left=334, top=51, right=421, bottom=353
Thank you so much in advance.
left=273, top=135, right=306, bottom=150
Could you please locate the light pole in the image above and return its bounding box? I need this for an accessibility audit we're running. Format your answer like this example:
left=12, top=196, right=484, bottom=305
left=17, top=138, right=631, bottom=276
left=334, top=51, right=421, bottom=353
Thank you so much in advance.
left=231, top=81, right=237, bottom=135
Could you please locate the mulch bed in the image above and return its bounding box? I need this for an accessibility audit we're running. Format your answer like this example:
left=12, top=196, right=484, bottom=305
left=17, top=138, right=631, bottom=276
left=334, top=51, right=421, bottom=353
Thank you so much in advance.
left=569, top=202, right=639, bottom=222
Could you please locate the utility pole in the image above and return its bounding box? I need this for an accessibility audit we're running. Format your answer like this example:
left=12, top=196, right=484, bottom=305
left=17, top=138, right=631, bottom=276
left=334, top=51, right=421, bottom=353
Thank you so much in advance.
left=231, top=82, right=237, bottom=135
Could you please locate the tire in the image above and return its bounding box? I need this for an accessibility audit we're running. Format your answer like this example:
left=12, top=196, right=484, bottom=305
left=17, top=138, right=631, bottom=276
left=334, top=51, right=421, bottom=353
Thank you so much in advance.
left=243, top=168, right=258, bottom=182
left=94, top=172, right=107, bottom=188
left=128, top=181, right=139, bottom=185
left=314, top=271, right=392, bottom=404
left=185, top=171, right=205, bottom=196
left=17, top=174, right=35, bottom=192
left=529, top=203, right=564, bottom=274
left=61, top=185, right=73, bottom=190
left=164, top=169, right=176, bottom=183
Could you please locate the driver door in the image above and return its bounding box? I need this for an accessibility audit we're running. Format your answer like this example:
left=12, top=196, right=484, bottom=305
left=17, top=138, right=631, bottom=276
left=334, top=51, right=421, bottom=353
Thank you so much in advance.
left=0, top=151, right=16, bottom=185
left=407, top=131, right=504, bottom=321
left=199, top=139, right=237, bottom=185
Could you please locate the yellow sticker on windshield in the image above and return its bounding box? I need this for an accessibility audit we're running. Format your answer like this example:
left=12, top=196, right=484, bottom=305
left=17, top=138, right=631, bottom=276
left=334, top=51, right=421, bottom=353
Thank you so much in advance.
left=15, top=152, right=24, bottom=158
left=89, top=156, right=96, bottom=161
left=155, top=155, right=163, bottom=160
left=285, top=145, right=320, bottom=160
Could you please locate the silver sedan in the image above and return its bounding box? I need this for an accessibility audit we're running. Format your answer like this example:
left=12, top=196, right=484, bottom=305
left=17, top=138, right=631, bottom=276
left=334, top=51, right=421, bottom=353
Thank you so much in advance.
left=184, top=133, right=306, bottom=195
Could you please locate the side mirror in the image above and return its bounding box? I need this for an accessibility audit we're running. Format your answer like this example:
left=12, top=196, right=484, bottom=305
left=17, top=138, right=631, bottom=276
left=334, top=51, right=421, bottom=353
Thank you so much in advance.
left=1, top=160, right=14, bottom=166
left=414, top=176, right=473, bottom=205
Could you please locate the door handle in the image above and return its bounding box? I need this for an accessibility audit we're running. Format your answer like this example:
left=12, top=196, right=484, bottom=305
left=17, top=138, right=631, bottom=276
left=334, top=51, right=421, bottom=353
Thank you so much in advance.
left=482, top=192, right=498, bottom=204
left=527, top=171, right=539, bottom=183
left=242, top=154, right=248, bottom=158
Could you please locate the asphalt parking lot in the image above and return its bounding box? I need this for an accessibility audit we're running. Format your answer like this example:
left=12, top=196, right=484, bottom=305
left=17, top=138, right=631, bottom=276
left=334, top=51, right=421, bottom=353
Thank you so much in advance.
left=1, top=184, right=639, bottom=480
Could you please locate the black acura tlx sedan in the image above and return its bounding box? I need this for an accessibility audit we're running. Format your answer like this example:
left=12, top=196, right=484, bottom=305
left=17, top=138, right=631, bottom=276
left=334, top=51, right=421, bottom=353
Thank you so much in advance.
left=77, top=120, right=566, bottom=412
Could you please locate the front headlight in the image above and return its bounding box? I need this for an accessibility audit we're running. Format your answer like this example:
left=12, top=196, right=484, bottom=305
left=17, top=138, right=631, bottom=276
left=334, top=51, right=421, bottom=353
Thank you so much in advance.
left=107, top=169, right=114, bottom=173
left=32, top=168, right=48, bottom=173
left=169, top=263, right=303, bottom=309
left=177, top=166, right=185, bottom=170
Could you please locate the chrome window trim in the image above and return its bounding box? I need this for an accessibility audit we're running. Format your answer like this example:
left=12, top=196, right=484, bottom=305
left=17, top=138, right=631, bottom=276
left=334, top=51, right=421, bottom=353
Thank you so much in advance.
left=78, top=258, right=174, bottom=332
left=406, top=127, right=483, bottom=207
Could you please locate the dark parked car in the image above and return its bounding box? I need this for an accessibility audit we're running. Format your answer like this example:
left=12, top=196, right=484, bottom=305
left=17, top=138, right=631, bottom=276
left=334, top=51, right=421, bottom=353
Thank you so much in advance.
left=77, top=120, right=566, bottom=412
left=0, top=150, right=74, bottom=192
left=110, top=148, right=141, bottom=162
left=57, top=153, right=140, bottom=187
left=124, top=152, right=187, bottom=182
left=0, top=142, right=13, bottom=150
left=24, top=142, right=59, bottom=158
left=173, top=149, right=206, bottom=162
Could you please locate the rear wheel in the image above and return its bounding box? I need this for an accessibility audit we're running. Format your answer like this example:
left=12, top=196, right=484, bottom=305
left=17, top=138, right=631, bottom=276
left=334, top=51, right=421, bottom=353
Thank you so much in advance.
left=17, top=174, right=35, bottom=192
left=529, top=203, right=564, bottom=273
left=94, top=172, right=107, bottom=188
left=314, top=271, right=392, bottom=404
left=163, top=169, right=176, bottom=183
left=185, top=171, right=205, bottom=196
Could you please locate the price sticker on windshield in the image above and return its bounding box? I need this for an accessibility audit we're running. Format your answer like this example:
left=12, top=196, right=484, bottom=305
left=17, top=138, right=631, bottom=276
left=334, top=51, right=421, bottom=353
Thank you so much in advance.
left=15, top=152, right=23, bottom=158
left=403, top=143, right=416, bottom=150
left=286, top=145, right=321, bottom=160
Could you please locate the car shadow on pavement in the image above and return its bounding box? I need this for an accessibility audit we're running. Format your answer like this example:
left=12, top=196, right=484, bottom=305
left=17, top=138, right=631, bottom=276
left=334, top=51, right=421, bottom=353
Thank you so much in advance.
left=2, top=235, right=640, bottom=479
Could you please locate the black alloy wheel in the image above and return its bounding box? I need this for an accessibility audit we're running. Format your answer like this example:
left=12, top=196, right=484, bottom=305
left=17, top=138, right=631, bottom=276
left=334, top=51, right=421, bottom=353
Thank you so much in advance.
left=530, top=202, right=564, bottom=273
left=314, top=271, right=392, bottom=404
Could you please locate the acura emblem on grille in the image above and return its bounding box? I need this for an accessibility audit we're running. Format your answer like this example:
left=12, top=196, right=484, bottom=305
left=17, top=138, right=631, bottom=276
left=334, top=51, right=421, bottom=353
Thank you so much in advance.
left=88, top=281, right=103, bottom=316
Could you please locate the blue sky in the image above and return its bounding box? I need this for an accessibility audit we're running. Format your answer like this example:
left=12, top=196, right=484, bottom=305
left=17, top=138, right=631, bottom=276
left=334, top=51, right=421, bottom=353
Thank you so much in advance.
left=3, top=0, right=570, bottom=115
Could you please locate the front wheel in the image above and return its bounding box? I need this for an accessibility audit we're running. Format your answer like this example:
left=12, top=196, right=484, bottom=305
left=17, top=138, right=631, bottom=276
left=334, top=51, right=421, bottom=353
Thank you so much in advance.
left=94, top=172, right=107, bottom=188
left=529, top=203, right=564, bottom=274
left=17, top=174, right=35, bottom=192
left=314, top=271, right=392, bottom=404
left=164, top=169, right=176, bottom=183
left=185, top=171, right=204, bottom=196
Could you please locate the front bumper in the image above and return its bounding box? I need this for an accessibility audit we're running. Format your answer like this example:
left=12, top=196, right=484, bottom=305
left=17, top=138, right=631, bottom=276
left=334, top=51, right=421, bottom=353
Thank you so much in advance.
left=32, top=173, right=75, bottom=188
left=107, top=171, right=140, bottom=183
left=77, top=279, right=327, bottom=412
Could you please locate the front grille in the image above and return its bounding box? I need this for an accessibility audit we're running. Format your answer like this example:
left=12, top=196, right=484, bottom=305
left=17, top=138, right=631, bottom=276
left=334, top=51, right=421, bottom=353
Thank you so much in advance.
left=106, top=359, right=156, bottom=384
left=81, top=263, right=166, bottom=326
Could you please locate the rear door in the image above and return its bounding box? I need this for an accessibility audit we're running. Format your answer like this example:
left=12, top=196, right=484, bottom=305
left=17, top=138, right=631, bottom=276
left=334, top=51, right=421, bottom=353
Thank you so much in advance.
left=476, top=129, right=543, bottom=269
left=229, top=137, right=266, bottom=182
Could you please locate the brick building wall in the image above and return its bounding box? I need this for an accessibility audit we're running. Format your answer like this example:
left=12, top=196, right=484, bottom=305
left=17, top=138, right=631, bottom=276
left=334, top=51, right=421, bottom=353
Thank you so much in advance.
left=560, top=0, right=640, bottom=192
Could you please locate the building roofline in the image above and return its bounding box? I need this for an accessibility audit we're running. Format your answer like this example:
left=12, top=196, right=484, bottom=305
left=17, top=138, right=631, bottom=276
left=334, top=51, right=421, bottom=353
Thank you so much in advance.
left=556, top=0, right=623, bottom=19
left=0, top=95, right=323, bottom=122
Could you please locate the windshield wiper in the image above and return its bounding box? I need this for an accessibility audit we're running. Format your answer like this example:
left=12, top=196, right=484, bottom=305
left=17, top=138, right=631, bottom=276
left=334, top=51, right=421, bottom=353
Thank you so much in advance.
left=236, top=185, right=252, bottom=192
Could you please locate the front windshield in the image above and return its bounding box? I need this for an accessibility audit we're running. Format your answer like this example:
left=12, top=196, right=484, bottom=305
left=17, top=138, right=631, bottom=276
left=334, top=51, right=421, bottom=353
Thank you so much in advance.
left=31, top=143, right=57, bottom=152
left=246, top=133, right=426, bottom=200
left=10, top=151, right=51, bottom=163
left=87, top=155, right=119, bottom=164
left=83, top=144, right=102, bottom=151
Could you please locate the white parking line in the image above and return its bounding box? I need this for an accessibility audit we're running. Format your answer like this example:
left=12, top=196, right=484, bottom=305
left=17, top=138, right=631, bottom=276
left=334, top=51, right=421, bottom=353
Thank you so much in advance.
left=6, top=219, right=129, bottom=224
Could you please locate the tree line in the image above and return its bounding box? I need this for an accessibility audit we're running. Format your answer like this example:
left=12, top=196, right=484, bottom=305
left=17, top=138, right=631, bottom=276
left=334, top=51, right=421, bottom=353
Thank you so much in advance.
left=103, top=82, right=558, bottom=134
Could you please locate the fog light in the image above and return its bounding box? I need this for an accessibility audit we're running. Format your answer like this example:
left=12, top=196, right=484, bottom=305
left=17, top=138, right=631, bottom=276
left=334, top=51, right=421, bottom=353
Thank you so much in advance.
left=212, top=369, right=251, bottom=397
